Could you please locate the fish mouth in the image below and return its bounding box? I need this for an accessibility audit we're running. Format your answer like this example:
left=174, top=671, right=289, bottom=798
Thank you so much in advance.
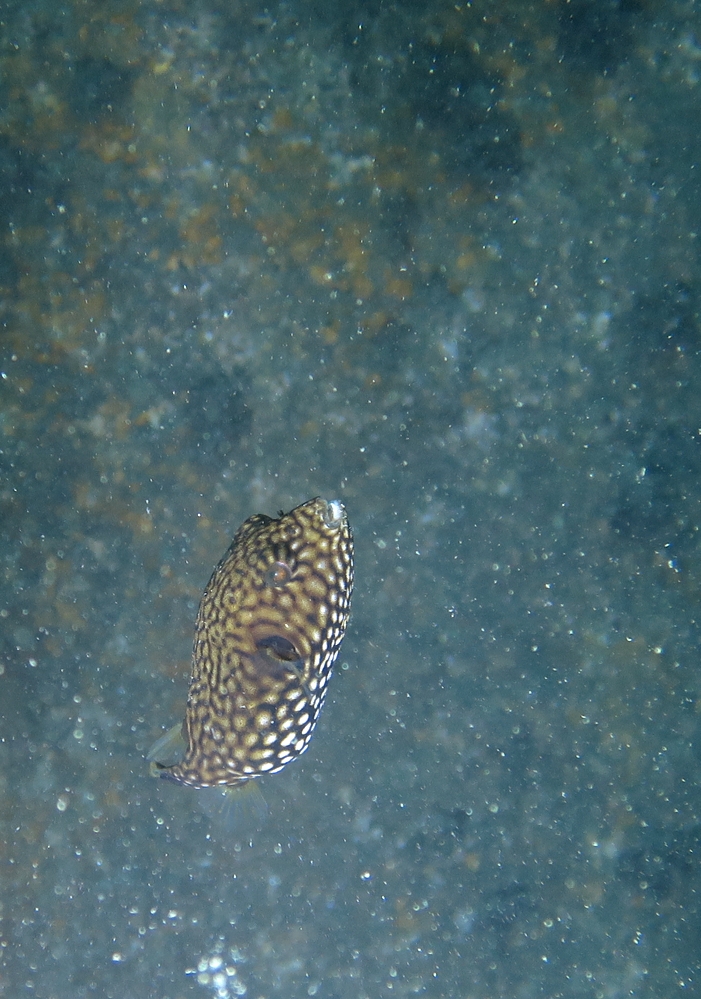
left=320, top=498, right=345, bottom=530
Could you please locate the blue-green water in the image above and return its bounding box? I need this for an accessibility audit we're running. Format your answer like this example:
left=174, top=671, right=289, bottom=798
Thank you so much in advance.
left=2, top=1, right=700, bottom=996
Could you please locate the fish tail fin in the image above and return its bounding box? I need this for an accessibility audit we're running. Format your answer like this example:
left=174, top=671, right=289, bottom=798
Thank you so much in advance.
left=198, top=780, right=269, bottom=839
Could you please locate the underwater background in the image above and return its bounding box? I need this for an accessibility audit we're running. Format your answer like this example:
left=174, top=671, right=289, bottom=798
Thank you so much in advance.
left=1, top=1, right=700, bottom=996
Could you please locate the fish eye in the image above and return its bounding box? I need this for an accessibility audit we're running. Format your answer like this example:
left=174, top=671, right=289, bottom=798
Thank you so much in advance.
left=257, top=634, right=301, bottom=662
left=322, top=499, right=345, bottom=529
left=264, top=560, right=293, bottom=587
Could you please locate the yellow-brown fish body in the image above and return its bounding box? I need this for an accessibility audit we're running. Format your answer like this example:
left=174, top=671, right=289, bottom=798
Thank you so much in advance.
left=152, top=497, right=353, bottom=789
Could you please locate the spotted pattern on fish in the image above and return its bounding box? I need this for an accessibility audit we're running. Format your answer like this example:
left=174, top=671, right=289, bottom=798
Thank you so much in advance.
left=153, top=497, right=354, bottom=788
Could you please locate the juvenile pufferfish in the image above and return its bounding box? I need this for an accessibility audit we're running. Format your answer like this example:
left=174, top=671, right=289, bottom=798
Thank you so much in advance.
left=149, top=497, right=353, bottom=789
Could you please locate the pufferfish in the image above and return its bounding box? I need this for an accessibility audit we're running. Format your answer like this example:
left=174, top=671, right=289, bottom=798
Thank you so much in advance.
left=148, top=498, right=353, bottom=797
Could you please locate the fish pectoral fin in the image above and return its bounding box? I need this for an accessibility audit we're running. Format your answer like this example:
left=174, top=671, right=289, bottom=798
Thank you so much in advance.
left=248, top=634, right=305, bottom=680
left=256, top=634, right=301, bottom=662
left=246, top=651, right=303, bottom=683
left=146, top=721, right=186, bottom=766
